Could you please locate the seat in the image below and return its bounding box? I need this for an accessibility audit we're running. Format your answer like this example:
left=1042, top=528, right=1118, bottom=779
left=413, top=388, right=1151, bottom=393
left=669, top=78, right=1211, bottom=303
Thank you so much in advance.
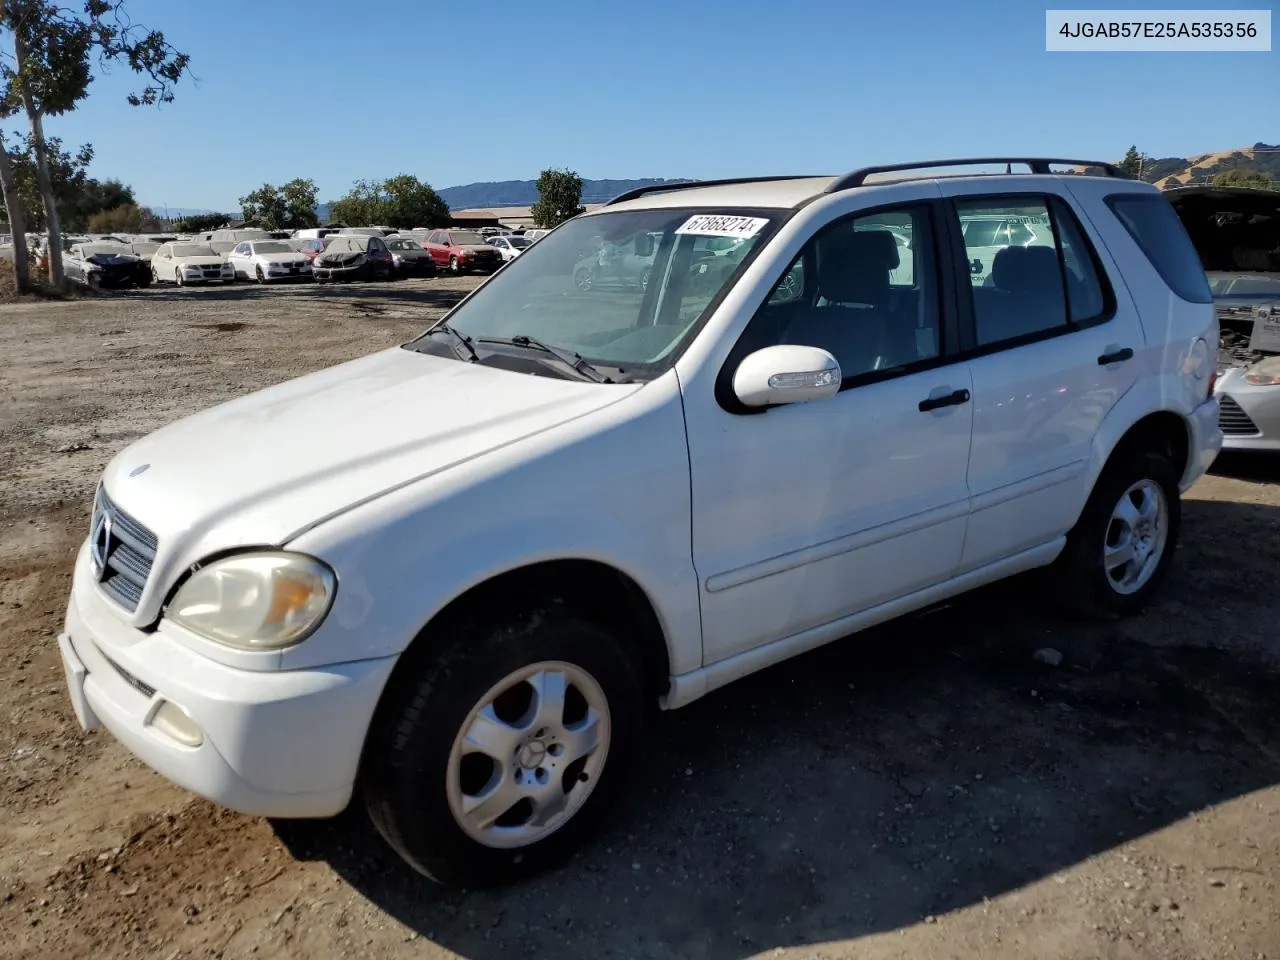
left=973, top=245, right=1067, bottom=344
left=781, top=230, right=899, bottom=376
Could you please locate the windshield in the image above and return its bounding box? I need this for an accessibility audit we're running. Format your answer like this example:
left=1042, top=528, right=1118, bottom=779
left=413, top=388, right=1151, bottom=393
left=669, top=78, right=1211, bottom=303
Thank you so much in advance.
left=508, top=236, right=532, bottom=248
left=130, top=243, right=160, bottom=257
left=449, top=232, right=487, bottom=246
left=173, top=244, right=215, bottom=258
left=1208, top=273, right=1280, bottom=297
left=408, top=209, right=777, bottom=374
left=388, top=239, right=420, bottom=251
left=252, top=241, right=294, bottom=254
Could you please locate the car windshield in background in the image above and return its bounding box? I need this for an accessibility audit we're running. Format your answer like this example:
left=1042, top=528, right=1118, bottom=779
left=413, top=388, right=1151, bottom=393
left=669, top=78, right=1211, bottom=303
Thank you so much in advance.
left=78, top=244, right=127, bottom=258
left=388, top=239, right=419, bottom=250
left=327, top=237, right=371, bottom=253
left=449, top=232, right=487, bottom=246
left=508, top=236, right=532, bottom=248
left=131, top=243, right=160, bottom=258
left=173, top=245, right=216, bottom=258
left=253, top=241, right=294, bottom=254
left=408, top=209, right=778, bottom=375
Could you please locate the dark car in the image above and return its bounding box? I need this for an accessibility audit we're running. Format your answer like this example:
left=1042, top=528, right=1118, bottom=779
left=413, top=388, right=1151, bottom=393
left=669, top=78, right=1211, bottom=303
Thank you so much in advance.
left=312, top=235, right=395, bottom=283
left=386, top=237, right=437, bottom=277
left=63, top=243, right=152, bottom=289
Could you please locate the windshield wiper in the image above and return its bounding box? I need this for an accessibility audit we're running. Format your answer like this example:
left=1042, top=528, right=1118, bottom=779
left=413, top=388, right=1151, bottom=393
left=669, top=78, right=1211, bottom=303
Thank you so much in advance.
left=474, top=334, right=613, bottom=383
left=424, top=320, right=478, bottom=362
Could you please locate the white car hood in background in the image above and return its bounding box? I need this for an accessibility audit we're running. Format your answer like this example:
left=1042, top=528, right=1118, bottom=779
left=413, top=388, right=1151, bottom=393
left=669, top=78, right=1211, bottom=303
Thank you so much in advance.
left=100, top=348, right=641, bottom=619
left=255, top=252, right=306, bottom=264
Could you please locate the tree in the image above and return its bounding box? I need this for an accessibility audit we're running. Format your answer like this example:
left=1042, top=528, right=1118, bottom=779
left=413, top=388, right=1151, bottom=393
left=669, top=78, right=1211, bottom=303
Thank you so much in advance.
left=1117, top=145, right=1143, bottom=178
left=379, top=174, right=449, bottom=228
left=66, top=176, right=133, bottom=230
left=328, top=179, right=381, bottom=227
left=1212, top=168, right=1279, bottom=192
left=0, top=0, right=190, bottom=286
left=239, top=177, right=318, bottom=230
left=7, top=134, right=92, bottom=229
left=86, top=202, right=159, bottom=233
left=531, top=168, right=585, bottom=228
left=171, top=212, right=230, bottom=233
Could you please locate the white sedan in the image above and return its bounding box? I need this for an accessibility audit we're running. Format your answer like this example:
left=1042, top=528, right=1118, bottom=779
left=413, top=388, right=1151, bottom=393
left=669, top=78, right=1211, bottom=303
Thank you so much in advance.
left=227, top=239, right=313, bottom=283
left=489, top=234, right=532, bottom=261
left=150, top=242, right=234, bottom=285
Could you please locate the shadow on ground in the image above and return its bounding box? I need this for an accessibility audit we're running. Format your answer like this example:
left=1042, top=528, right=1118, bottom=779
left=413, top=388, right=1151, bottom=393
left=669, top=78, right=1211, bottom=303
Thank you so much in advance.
left=1210, top=451, right=1280, bottom=485
left=274, top=497, right=1280, bottom=960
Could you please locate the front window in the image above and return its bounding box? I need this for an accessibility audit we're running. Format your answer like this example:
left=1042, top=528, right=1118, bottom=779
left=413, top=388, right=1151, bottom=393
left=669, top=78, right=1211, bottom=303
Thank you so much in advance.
left=252, top=241, right=294, bottom=255
left=407, top=209, right=778, bottom=376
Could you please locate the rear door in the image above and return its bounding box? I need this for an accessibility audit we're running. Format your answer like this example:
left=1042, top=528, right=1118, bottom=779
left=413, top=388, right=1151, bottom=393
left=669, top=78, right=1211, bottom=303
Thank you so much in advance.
left=937, top=184, right=1146, bottom=571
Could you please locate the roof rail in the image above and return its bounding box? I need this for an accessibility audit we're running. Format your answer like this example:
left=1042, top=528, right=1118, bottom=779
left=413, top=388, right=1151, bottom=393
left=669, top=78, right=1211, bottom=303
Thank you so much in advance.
left=605, top=176, right=824, bottom=206
left=825, top=157, right=1130, bottom=193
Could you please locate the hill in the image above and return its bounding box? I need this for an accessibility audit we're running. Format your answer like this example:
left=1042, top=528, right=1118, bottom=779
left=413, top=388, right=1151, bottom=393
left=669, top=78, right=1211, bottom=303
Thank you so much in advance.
left=1132, top=142, right=1279, bottom=188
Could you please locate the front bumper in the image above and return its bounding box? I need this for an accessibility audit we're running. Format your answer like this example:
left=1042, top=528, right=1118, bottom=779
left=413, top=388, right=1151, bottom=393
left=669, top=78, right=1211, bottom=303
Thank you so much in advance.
left=1184, top=395, right=1224, bottom=489
left=263, top=267, right=312, bottom=282
left=1216, top=369, right=1280, bottom=452
left=313, top=263, right=365, bottom=280
left=58, top=541, right=397, bottom=818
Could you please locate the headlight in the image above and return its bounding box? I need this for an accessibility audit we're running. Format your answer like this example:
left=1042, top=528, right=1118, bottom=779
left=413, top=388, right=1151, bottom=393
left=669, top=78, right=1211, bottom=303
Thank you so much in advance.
left=166, top=552, right=336, bottom=650
left=1244, top=358, right=1280, bottom=386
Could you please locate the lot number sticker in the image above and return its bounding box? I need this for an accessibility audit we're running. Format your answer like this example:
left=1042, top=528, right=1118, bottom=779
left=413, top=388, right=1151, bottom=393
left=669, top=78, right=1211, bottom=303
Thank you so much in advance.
left=675, top=215, right=769, bottom=239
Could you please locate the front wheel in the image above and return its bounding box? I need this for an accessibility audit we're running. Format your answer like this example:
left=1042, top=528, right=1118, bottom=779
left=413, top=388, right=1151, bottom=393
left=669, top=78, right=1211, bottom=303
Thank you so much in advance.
left=175, top=267, right=185, bottom=287
left=449, top=256, right=460, bottom=274
left=1053, top=450, right=1181, bottom=619
left=362, top=609, right=643, bottom=888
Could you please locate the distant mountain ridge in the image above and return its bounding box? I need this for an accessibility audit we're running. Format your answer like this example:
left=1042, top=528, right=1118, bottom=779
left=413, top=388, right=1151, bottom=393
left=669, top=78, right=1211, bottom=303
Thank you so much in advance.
left=163, top=146, right=1279, bottom=223
left=1128, top=142, right=1279, bottom=187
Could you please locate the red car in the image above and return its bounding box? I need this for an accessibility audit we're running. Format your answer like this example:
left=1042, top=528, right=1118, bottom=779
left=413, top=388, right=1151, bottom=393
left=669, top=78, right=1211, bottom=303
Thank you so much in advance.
left=297, top=237, right=333, bottom=263
left=423, top=229, right=503, bottom=274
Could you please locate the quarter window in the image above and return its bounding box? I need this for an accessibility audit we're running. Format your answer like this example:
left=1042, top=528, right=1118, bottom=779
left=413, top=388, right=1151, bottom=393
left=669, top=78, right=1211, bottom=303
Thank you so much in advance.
left=1105, top=193, right=1213, bottom=304
left=743, top=205, right=941, bottom=382
left=955, top=197, right=1108, bottom=347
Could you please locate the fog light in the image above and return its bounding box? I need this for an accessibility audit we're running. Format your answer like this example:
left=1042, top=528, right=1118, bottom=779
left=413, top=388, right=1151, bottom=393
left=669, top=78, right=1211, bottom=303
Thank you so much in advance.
left=148, top=700, right=203, bottom=747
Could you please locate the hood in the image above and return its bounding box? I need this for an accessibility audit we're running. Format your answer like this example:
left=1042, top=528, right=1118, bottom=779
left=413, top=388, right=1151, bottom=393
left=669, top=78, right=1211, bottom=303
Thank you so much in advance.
left=460, top=244, right=499, bottom=254
left=101, top=348, right=641, bottom=621
left=171, top=256, right=226, bottom=267
left=86, top=253, right=139, bottom=267
left=257, top=252, right=306, bottom=264
left=318, top=251, right=364, bottom=266
left=394, top=247, right=427, bottom=258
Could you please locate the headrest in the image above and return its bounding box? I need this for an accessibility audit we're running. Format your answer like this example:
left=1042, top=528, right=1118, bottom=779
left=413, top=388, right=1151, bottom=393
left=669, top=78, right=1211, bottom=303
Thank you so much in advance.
left=816, top=230, right=899, bottom=303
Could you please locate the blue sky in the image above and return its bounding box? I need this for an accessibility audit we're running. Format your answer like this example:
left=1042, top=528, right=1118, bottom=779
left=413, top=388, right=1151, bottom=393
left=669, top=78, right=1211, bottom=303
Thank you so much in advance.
left=30, top=0, right=1279, bottom=212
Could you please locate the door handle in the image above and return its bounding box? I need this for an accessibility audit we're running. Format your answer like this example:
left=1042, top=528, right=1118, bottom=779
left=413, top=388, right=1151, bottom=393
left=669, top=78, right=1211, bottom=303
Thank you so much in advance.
left=1097, top=347, right=1134, bottom=365
left=918, top=388, right=971, bottom=412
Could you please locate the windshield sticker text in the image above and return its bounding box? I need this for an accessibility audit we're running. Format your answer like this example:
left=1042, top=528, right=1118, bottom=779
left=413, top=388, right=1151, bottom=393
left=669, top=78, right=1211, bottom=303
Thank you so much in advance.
left=675, top=215, right=769, bottom=239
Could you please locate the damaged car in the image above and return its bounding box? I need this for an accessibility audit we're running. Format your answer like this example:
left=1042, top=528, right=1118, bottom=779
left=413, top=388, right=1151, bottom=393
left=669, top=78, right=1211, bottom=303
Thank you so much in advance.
left=312, top=235, right=395, bottom=283
left=1168, top=185, right=1280, bottom=451
left=63, top=243, right=152, bottom=290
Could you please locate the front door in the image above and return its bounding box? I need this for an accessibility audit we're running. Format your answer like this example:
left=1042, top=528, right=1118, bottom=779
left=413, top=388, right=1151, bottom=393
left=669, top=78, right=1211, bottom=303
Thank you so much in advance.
left=684, top=199, right=975, bottom=665
left=937, top=185, right=1147, bottom=571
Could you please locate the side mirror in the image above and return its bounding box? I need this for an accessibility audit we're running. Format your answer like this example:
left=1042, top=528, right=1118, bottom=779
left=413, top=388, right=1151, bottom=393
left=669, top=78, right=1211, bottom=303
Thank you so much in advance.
left=732, top=344, right=841, bottom=408
left=970, top=258, right=983, bottom=274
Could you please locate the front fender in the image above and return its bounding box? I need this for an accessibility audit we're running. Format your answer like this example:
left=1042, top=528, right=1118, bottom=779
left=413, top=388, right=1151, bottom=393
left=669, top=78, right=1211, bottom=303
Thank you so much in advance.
left=279, top=374, right=701, bottom=677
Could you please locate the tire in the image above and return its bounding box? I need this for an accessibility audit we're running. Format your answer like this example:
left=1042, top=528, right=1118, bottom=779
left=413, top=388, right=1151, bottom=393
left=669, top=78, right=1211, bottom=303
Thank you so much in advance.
left=255, top=266, right=266, bottom=284
left=449, top=256, right=460, bottom=274
left=175, top=267, right=184, bottom=287
left=152, top=267, right=161, bottom=284
left=362, top=607, right=644, bottom=888
left=639, top=267, right=651, bottom=292
left=574, top=268, right=593, bottom=291
left=1053, top=450, right=1181, bottom=619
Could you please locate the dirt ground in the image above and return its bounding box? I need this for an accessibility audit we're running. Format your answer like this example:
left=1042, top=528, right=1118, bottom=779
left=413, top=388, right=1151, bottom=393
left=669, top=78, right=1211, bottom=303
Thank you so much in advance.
left=1, top=277, right=1277, bottom=960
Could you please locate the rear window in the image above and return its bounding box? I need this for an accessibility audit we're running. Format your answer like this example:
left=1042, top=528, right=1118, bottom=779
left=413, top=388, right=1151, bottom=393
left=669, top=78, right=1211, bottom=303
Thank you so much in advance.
left=1105, top=193, right=1212, bottom=304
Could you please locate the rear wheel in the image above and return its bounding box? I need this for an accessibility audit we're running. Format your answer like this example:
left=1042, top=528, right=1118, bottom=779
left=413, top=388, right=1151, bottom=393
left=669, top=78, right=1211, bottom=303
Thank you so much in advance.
left=1054, top=450, right=1181, bottom=619
left=362, top=608, right=643, bottom=888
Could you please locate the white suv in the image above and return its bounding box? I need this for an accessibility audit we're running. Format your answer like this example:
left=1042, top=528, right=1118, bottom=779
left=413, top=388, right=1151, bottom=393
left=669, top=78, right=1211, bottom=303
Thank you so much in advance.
left=58, top=159, right=1222, bottom=888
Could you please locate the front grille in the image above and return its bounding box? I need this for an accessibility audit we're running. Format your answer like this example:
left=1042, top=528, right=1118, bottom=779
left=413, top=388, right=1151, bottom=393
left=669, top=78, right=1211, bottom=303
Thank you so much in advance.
left=1218, top=394, right=1261, bottom=436
left=90, top=488, right=159, bottom=612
